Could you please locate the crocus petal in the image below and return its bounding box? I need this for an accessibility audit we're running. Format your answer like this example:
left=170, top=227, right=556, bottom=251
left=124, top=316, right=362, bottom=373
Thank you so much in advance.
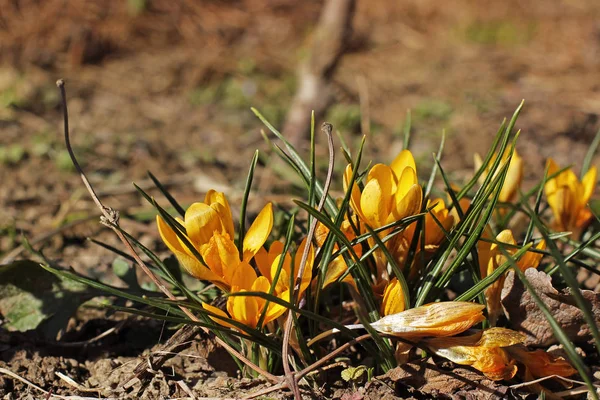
left=391, top=183, right=423, bottom=223
left=205, top=190, right=235, bottom=239
left=390, top=149, right=417, bottom=180
left=293, top=238, right=315, bottom=295
left=228, top=290, right=259, bottom=328
left=425, top=328, right=524, bottom=381
left=243, top=203, right=273, bottom=262
left=368, top=164, right=397, bottom=200
left=517, top=239, right=545, bottom=271
left=361, top=178, right=386, bottom=227
left=381, top=278, right=405, bottom=316
left=230, top=261, right=258, bottom=291
left=185, top=202, right=223, bottom=247
left=157, top=216, right=222, bottom=282
left=202, top=302, right=237, bottom=330
left=507, top=346, right=577, bottom=379
left=371, top=302, right=485, bottom=338
left=500, top=150, right=523, bottom=203
left=201, top=232, right=240, bottom=283
left=581, top=166, right=597, bottom=204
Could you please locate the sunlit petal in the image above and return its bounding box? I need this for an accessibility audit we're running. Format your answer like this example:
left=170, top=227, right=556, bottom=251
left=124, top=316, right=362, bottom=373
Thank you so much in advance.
left=391, top=183, right=422, bottom=223
left=202, top=302, right=237, bottom=330
left=157, top=216, right=221, bottom=282
left=381, top=278, right=405, bottom=316
left=205, top=190, right=235, bottom=239
left=361, top=178, right=386, bottom=227
left=581, top=166, right=597, bottom=204
left=230, top=261, right=258, bottom=291
left=243, top=203, right=273, bottom=262
left=185, top=202, right=222, bottom=247
left=390, top=149, right=417, bottom=180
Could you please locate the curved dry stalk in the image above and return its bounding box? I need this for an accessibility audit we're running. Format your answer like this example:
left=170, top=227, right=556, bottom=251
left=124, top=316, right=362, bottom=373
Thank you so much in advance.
left=55, top=79, right=278, bottom=385
left=281, top=122, right=335, bottom=399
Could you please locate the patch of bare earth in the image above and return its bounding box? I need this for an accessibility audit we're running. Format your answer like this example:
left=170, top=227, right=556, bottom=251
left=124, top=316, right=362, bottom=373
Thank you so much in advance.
left=1, top=0, right=599, bottom=398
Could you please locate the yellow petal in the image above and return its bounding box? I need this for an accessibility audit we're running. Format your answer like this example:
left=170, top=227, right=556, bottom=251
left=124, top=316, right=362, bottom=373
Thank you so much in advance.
left=157, top=215, right=221, bottom=282
left=321, top=258, right=349, bottom=289
left=201, top=232, right=240, bottom=284
left=205, top=190, right=235, bottom=239
left=517, top=239, right=545, bottom=271
left=500, top=150, right=523, bottom=203
left=360, top=178, right=386, bottom=227
left=390, top=149, right=417, bottom=180
left=507, top=346, right=577, bottom=379
left=581, top=166, right=597, bottom=205
left=243, top=203, right=273, bottom=262
left=293, top=238, right=315, bottom=296
left=185, top=202, right=223, bottom=247
left=263, top=288, right=289, bottom=324
left=202, top=302, right=237, bottom=330
left=397, top=167, right=418, bottom=196
left=230, top=261, right=257, bottom=291
left=271, top=253, right=293, bottom=294
left=381, top=278, right=405, bottom=316
left=371, top=301, right=485, bottom=338
left=368, top=164, right=397, bottom=200
left=391, top=183, right=423, bottom=223
left=228, top=290, right=259, bottom=327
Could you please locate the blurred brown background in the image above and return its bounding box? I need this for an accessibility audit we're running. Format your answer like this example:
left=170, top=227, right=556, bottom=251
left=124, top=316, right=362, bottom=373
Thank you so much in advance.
left=1, top=0, right=599, bottom=270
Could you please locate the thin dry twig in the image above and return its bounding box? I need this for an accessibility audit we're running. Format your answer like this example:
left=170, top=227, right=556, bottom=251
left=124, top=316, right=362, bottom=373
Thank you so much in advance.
left=56, top=79, right=278, bottom=385
left=0, top=367, right=99, bottom=400
left=281, top=122, right=335, bottom=399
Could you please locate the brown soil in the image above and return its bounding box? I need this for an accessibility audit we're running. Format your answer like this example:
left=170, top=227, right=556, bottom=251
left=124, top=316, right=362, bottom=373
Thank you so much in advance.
left=1, top=0, right=599, bottom=398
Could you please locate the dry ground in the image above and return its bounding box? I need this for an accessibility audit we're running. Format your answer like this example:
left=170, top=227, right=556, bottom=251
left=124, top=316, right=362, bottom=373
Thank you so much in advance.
left=0, top=0, right=599, bottom=398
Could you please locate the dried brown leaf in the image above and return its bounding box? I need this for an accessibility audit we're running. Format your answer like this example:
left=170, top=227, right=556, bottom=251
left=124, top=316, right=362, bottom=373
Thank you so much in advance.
left=501, top=268, right=600, bottom=346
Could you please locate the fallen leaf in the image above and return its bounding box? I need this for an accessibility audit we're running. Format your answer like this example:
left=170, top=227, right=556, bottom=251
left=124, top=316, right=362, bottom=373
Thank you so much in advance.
left=0, top=260, right=92, bottom=339
left=501, top=268, right=600, bottom=346
left=379, top=358, right=511, bottom=399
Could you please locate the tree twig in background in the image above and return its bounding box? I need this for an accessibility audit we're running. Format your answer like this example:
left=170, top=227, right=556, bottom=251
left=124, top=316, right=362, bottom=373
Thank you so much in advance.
left=283, top=0, right=355, bottom=148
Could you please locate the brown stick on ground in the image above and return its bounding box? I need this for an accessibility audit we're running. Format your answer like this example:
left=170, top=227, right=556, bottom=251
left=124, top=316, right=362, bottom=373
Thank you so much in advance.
left=283, top=0, right=355, bottom=148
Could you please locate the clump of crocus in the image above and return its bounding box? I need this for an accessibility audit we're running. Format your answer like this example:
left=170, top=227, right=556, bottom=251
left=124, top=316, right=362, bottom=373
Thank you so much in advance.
left=156, top=190, right=273, bottom=290
left=478, top=229, right=545, bottom=325
left=544, top=158, right=597, bottom=235
left=424, top=327, right=525, bottom=381
left=474, top=149, right=523, bottom=205
left=343, top=150, right=423, bottom=296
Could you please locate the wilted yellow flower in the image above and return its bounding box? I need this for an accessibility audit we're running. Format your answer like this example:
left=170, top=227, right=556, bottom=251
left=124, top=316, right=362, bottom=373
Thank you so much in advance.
left=157, top=190, right=273, bottom=289
left=425, top=327, right=525, bottom=381
left=204, top=239, right=315, bottom=331
left=544, top=158, right=597, bottom=234
left=478, top=229, right=545, bottom=325
left=344, top=150, right=422, bottom=229
left=371, top=301, right=485, bottom=338
left=381, top=278, right=405, bottom=316
left=506, top=346, right=576, bottom=381
left=474, top=149, right=523, bottom=204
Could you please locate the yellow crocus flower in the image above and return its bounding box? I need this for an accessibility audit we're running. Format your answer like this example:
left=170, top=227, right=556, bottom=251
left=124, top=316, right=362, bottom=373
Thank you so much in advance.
left=344, top=150, right=422, bottom=230
left=371, top=301, right=485, bottom=338
left=478, top=229, right=546, bottom=325
left=156, top=190, right=273, bottom=289
left=203, top=239, right=315, bottom=331
left=544, top=158, right=597, bottom=234
left=425, top=327, right=525, bottom=381
left=474, top=149, right=523, bottom=204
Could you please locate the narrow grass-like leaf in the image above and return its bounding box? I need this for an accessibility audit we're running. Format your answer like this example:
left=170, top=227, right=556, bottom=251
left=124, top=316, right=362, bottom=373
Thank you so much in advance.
left=364, top=225, right=410, bottom=310
left=424, top=131, right=446, bottom=200
left=455, top=243, right=532, bottom=302
left=582, top=127, right=600, bottom=178
left=147, top=171, right=186, bottom=218
left=238, top=150, right=259, bottom=259
left=252, top=107, right=338, bottom=215
left=403, top=110, right=411, bottom=150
